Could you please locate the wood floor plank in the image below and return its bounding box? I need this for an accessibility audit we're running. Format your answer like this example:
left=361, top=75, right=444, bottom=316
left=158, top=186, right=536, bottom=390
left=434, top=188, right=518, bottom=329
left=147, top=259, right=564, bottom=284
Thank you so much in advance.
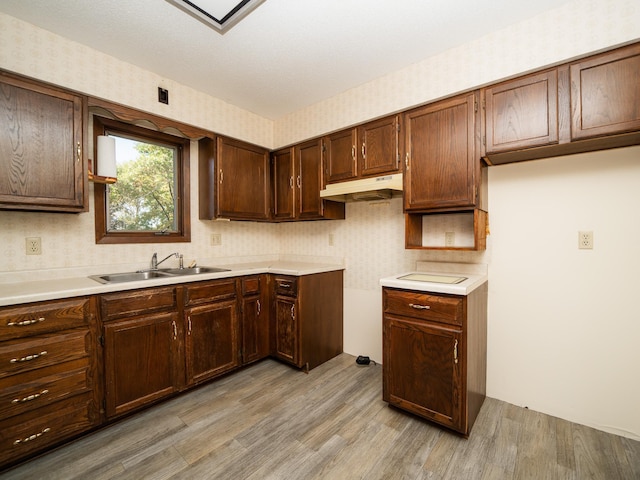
left=1, top=354, right=638, bottom=480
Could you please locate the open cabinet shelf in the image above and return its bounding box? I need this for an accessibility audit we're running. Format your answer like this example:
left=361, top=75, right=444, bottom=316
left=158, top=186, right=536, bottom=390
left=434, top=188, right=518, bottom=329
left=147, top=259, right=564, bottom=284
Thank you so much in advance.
left=405, top=209, right=488, bottom=251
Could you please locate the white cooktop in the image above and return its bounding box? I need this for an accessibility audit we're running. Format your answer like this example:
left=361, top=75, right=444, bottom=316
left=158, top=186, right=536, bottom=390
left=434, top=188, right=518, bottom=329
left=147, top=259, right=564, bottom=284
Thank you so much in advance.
left=380, top=262, right=487, bottom=295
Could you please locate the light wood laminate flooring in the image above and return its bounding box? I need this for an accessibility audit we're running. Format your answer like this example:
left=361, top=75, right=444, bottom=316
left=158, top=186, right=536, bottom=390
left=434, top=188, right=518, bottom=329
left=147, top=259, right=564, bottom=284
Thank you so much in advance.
left=2, top=354, right=639, bottom=479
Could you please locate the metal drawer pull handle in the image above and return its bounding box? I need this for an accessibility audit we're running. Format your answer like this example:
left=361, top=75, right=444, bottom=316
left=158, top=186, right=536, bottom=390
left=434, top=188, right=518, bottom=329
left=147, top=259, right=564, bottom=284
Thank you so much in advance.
left=11, top=389, right=49, bottom=404
left=256, top=300, right=261, bottom=316
left=10, top=351, right=47, bottom=363
left=13, top=427, right=51, bottom=445
left=409, top=304, right=430, bottom=310
left=454, top=339, right=459, bottom=364
left=7, top=317, right=45, bottom=327
left=280, top=283, right=291, bottom=288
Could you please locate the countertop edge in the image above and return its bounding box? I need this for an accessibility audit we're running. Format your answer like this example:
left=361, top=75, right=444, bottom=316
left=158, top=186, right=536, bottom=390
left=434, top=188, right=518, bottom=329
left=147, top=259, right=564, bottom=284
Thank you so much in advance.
left=0, top=262, right=344, bottom=307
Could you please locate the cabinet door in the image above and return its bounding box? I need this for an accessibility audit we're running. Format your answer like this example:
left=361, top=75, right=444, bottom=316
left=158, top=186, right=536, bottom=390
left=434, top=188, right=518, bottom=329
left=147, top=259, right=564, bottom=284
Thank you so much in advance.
left=103, top=312, right=180, bottom=418
left=483, top=70, right=559, bottom=154
left=324, top=128, right=357, bottom=183
left=274, top=297, right=298, bottom=366
left=0, top=73, right=86, bottom=212
left=216, top=136, right=270, bottom=220
left=383, top=315, right=463, bottom=431
left=241, top=294, right=268, bottom=364
left=296, top=138, right=324, bottom=219
left=570, top=43, right=640, bottom=140
left=404, top=92, right=479, bottom=211
left=358, top=115, right=401, bottom=177
left=185, top=300, right=238, bottom=385
left=272, top=147, right=295, bottom=220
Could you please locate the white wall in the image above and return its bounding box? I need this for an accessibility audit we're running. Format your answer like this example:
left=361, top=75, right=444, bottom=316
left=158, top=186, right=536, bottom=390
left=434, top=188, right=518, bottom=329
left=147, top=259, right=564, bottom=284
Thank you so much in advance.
left=1, top=0, right=640, bottom=440
left=488, top=146, right=640, bottom=439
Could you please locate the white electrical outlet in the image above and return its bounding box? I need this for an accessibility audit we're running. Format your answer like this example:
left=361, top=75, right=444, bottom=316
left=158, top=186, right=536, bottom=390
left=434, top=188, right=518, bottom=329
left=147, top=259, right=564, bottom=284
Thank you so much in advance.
left=445, top=231, right=455, bottom=247
left=26, top=237, right=42, bottom=255
left=211, top=233, right=222, bottom=246
left=578, top=231, right=593, bottom=249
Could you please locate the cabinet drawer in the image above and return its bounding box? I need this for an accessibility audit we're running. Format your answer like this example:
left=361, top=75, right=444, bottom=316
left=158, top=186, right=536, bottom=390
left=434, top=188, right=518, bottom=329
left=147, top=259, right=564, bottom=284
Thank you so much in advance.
left=242, top=276, right=261, bottom=295
left=0, top=330, right=88, bottom=379
left=0, top=362, right=90, bottom=419
left=100, top=286, right=176, bottom=321
left=274, top=276, right=297, bottom=297
left=0, top=393, right=94, bottom=466
left=0, top=298, right=90, bottom=341
left=185, top=279, right=236, bottom=306
left=384, top=289, right=464, bottom=326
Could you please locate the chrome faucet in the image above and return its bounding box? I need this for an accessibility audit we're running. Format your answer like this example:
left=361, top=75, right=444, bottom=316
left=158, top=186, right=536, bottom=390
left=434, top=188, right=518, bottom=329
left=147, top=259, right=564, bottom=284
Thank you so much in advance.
left=150, top=252, right=180, bottom=270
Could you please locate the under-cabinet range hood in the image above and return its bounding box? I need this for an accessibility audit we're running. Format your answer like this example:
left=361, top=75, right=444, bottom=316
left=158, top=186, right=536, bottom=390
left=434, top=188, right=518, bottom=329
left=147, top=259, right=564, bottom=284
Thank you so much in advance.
left=320, top=173, right=403, bottom=202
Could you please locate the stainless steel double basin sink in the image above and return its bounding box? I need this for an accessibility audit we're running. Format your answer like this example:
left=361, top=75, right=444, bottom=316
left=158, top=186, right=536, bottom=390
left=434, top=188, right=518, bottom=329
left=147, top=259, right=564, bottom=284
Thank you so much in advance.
left=89, top=266, right=230, bottom=284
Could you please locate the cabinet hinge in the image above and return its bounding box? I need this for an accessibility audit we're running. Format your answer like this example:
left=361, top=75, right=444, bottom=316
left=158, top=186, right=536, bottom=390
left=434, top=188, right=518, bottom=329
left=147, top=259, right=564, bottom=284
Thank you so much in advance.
left=102, top=398, right=106, bottom=411
left=321, top=142, right=326, bottom=153
left=99, top=335, right=104, bottom=347
left=482, top=98, right=486, bottom=109
left=482, top=135, right=486, bottom=146
left=474, top=100, right=478, bottom=113
left=396, top=122, right=400, bottom=133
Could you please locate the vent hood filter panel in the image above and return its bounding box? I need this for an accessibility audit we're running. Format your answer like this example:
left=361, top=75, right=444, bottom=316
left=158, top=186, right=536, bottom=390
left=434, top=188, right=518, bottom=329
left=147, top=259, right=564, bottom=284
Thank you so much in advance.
left=320, top=173, right=402, bottom=202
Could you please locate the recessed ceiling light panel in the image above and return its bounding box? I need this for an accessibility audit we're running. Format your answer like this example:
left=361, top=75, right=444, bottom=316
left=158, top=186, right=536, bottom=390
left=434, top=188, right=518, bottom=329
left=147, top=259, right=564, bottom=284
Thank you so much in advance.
left=166, top=0, right=266, bottom=34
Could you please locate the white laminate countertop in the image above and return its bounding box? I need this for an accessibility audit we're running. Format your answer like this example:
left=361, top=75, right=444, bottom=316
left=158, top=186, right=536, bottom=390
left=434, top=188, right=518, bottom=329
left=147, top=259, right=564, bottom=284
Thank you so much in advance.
left=380, top=261, right=488, bottom=296
left=0, top=260, right=344, bottom=307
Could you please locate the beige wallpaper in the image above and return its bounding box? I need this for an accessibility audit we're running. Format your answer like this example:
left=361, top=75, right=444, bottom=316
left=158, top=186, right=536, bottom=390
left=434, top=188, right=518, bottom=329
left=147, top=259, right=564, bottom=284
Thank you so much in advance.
left=0, top=13, right=273, bottom=148
left=274, top=0, right=640, bottom=147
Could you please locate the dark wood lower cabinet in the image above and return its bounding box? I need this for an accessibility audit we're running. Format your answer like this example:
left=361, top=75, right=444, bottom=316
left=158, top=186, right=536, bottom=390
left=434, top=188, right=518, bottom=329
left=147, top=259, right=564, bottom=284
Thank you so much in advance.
left=103, top=312, right=181, bottom=418
left=383, top=283, right=487, bottom=436
left=272, top=271, right=343, bottom=371
left=0, top=271, right=342, bottom=471
left=0, top=297, right=100, bottom=469
left=185, top=300, right=238, bottom=385
left=241, top=275, right=269, bottom=365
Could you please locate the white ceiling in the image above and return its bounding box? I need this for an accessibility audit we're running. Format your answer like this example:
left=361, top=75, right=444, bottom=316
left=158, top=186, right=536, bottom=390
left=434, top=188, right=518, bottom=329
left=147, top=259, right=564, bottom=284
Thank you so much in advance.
left=0, top=0, right=571, bottom=119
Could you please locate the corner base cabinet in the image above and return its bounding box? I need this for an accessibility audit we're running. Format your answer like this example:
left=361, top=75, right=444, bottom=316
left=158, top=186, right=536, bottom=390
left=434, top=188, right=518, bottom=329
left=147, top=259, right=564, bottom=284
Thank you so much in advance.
left=382, top=283, right=487, bottom=435
left=272, top=270, right=344, bottom=371
left=0, top=297, right=100, bottom=468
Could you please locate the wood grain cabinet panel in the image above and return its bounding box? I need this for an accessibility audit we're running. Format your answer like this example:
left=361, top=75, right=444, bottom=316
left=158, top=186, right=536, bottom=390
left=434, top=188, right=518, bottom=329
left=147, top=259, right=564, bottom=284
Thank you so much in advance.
left=272, top=140, right=344, bottom=221
left=324, top=128, right=358, bottom=183
left=404, top=92, right=481, bottom=211
left=0, top=297, right=99, bottom=469
left=215, top=136, right=271, bottom=221
left=271, top=271, right=343, bottom=371
left=185, top=300, right=238, bottom=385
left=103, top=311, right=180, bottom=418
left=570, top=43, right=640, bottom=140
left=241, top=275, right=269, bottom=365
left=383, top=284, right=487, bottom=436
left=0, top=71, right=86, bottom=212
left=183, top=279, right=240, bottom=386
left=357, top=114, right=402, bottom=177
left=482, top=69, right=559, bottom=154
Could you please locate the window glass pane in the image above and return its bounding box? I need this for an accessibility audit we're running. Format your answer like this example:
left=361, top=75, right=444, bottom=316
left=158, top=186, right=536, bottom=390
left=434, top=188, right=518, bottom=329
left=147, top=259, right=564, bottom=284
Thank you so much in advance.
left=106, top=135, right=178, bottom=232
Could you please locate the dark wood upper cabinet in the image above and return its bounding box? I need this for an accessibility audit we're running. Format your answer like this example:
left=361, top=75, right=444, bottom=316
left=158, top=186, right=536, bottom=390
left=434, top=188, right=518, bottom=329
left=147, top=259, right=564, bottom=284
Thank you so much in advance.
left=570, top=42, right=640, bottom=141
left=272, top=147, right=296, bottom=221
left=357, top=115, right=402, bottom=177
left=404, top=92, right=481, bottom=211
left=215, top=136, right=271, bottom=221
left=272, top=139, right=344, bottom=221
left=482, top=69, right=560, bottom=154
left=324, top=128, right=358, bottom=183
left=0, top=72, right=87, bottom=212
left=325, top=115, right=402, bottom=184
